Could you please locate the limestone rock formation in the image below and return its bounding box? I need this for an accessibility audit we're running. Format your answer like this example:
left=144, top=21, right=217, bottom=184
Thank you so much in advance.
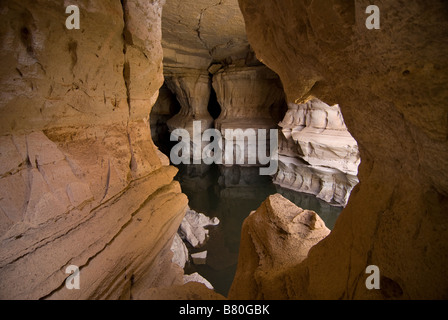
left=228, top=194, right=330, bottom=299
left=211, top=66, right=285, bottom=169
left=236, top=0, right=448, bottom=299
left=274, top=99, right=360, bottom=206
left=165, top=69, right=214, bottom=137
left=171, top=233, right=190, bottom=269
left=275, top=156, right=358, bottom=206
left=179, top=207, right=220, bottom=248
left=184, top=272, right=214, bottom=289
left=279, top=99, right=360, bottom=175
left=160, top=0, right=283, bottom=150
left=0, top=0, right=192, bottom=300
left=162, top=0, right=250, bottom=70
left=213, top=66, right=285, bottom=132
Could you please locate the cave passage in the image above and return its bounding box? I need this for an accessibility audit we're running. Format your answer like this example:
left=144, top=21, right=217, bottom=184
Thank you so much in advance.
left=150, top=0, right=361, bottom=296
left=207, top=86, right=221, bottom=120
left=174, top=163, right=343, bottom=296
left=150, top=80, right=356, bottom=296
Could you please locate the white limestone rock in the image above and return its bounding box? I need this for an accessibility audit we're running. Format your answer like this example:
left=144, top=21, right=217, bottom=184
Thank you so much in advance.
left=179, top=208, right=220, bottom=248
left=274, top=155, right=359, bottom=207
left=171, top=233, right=190, bottom=269
left=191, top=251, right=207, bottom=265
left=279, top=99, right=360, bottom=176
left=276, top=99, right=360, bottom=206
left=184, top=272, right=214, bottom=290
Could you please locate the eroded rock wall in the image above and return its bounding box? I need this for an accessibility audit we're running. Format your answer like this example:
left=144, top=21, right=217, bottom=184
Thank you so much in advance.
left=213, top=66, right=284, bottom=132
left=275, top=99, right=360, bottom=206
left=161, top=0, right=265, bottom=164
left=165, top=69, right=213, bottom=136
left=160, top=0, right=286, bottom=176
left=234, top=0, right=448, bottom=299
left=0, top=0, right=189, bottom=299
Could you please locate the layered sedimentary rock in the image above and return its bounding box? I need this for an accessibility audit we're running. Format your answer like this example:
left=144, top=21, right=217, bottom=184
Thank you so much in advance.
left=279, top=99, right=360, bottom=175
left=274, top=99, right=360, bottom=206
left=165, top=69, right=214, bottom=137
left=0, top=0, right=198, bottom=300
left=212, top=66, right=285, bottom=169
left=160, top=0, right=263, bottom=163
left=159, top=1, right=287, bottom=177
left=229, top=194, right=330, bottom=299
left=162, top=0, right=250, bottom=70
left=274, top=156, right=358, bottom=206
left=150, top=84, right=180, bottom=153
left=235, top=0, right=448, bottom=299
left=213, top=66, right=285, bottom=132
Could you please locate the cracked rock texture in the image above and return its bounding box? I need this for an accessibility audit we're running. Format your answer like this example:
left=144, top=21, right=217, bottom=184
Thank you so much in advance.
left=237, top=0, right=448, bottom=299
left=160, top=0, right=285, bottom=169
left=162, top=0, right=250, bottom=70
left=0, top=0, right=192, bottom=300
left=161, top=0, right=257, bottom=152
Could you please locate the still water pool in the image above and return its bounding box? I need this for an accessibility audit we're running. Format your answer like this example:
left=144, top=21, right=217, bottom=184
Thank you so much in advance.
left=175, top=164, right=343, bottom=296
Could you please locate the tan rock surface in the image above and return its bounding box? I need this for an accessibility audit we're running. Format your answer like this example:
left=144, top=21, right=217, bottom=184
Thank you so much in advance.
left=0, top=0, right=189, bottom=300
left=165, top=69, right=214, bottom=136
left=237, top=0, right=448, bottom=299
left=213, top=66, right=285, bottom=131
left=162, top=0, right=250, bottom=70
left=140, top=281, right=226, bottom=300
left=228, top=194, right=330, bottom=299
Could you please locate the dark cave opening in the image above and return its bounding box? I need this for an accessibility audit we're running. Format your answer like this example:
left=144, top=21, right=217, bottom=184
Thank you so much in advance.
left=207, top=86, right=221, bottom=120
left=150, top=83, right=181, bottom=156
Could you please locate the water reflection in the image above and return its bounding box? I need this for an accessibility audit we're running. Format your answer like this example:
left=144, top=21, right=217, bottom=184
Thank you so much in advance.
left=175, top=164, right=342, bottom=296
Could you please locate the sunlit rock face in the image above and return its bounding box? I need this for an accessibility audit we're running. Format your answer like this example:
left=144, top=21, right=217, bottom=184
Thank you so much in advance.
left=0, top=0, right=189, bottom=300
left=279, top=100, right=360, bottom=175
left=235, top=0, right=448, bottom=299
left=274, top=99, right=360, bottom=206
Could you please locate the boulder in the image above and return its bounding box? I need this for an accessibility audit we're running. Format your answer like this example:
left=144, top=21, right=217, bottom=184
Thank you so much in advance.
left=179, top=208, right=220, bottom=248
left=191, top=251, right=208, bottom=265
left=229, top=194, right=330, bottom=299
